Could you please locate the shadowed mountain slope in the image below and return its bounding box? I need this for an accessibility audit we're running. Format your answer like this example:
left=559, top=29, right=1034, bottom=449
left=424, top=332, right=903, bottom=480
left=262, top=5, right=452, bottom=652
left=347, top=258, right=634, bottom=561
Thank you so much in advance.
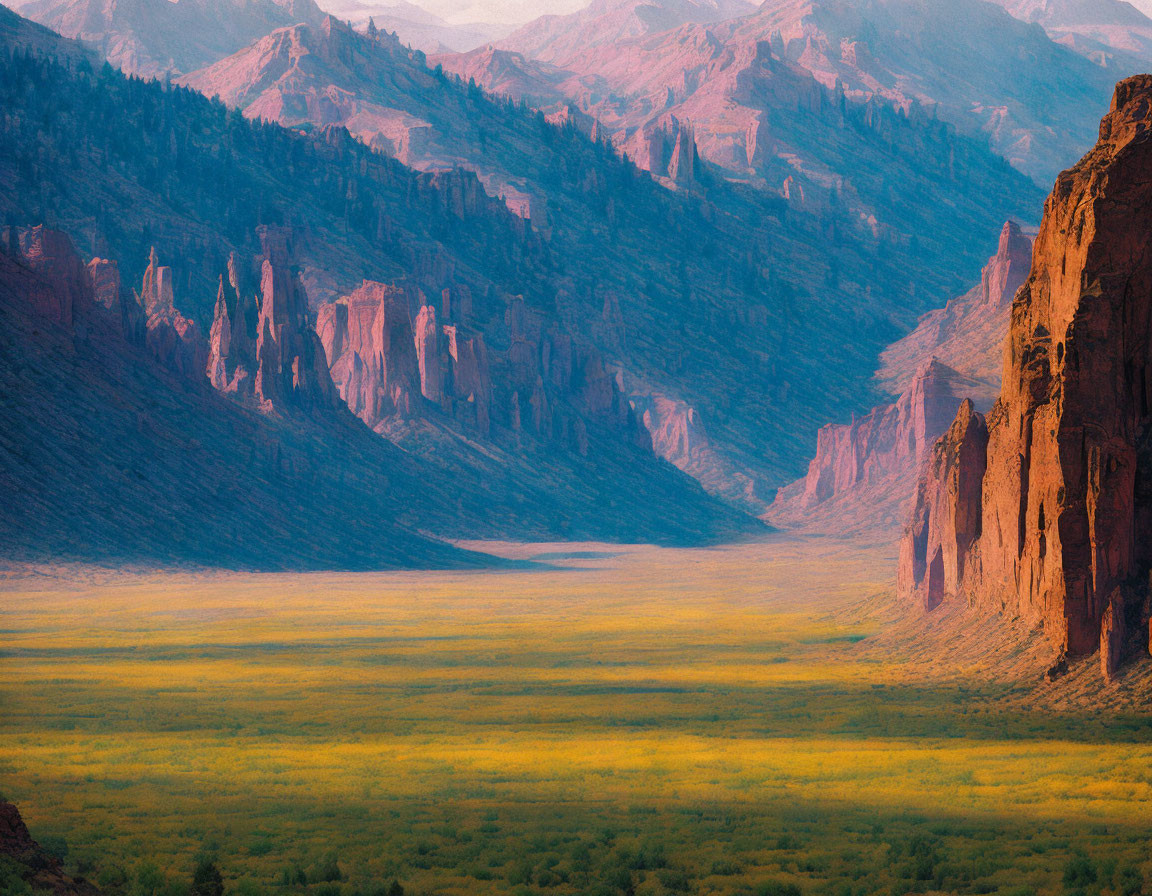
left=182, top=11, right=1043, bottom=508
left=0, top=15, right=761, bottom=564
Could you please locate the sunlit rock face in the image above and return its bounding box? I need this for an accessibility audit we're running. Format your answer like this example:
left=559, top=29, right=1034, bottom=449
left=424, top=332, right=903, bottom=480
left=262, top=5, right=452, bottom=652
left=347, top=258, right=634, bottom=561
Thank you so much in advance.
left=899, top=76, right=1152, bottom=666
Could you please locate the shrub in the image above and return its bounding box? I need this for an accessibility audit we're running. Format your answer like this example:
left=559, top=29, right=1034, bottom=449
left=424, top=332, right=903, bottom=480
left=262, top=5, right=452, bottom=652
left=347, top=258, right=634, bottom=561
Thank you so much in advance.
left=99, top=864, right=131, bottom=895
left=1063, top=855, right=1097, bottom=890
left=0, top=855, right=32, bottom=896
left=315, top=855, right=343, bottom=883
left=1120, top=865, right=1144, bottom=896
left=133, top=862, right=165, bottom=896
left=657, top=868, right=691, bottom=892
left=279, top=865, right=307, bottom=887
left=38, top=833, right=69, bottom=862
left=190, top=859, right=223, bottom=896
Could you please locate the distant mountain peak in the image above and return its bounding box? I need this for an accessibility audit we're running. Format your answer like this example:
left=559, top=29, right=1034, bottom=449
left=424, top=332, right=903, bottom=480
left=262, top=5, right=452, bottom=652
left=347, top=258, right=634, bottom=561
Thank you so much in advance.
left=17, top=0, right=327, bottom=76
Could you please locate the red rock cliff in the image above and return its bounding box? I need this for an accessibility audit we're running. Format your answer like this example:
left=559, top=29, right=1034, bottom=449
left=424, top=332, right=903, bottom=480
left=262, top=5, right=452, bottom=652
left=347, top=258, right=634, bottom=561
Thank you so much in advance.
left=899, top=75, right=1152, bottom=665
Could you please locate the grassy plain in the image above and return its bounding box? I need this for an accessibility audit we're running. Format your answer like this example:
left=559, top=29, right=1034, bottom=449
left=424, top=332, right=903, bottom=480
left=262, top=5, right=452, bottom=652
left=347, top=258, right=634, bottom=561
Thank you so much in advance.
left=2, top=536, right=1152, bottom=896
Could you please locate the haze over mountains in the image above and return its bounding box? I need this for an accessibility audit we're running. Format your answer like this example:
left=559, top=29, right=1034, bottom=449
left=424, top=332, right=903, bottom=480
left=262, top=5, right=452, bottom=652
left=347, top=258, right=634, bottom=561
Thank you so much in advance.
left=0, top=4, right=766, bottom=565
left=181, top=6, right=1042, bottom=509
left=0, top=0, right=1140, bottom=567
left=447, top=0, right=1119, bottom=186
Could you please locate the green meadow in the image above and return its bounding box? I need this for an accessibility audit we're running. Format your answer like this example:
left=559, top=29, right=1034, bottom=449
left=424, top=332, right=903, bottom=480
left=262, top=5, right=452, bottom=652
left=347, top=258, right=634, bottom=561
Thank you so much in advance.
left=2, top=537, right=1151, bottom=896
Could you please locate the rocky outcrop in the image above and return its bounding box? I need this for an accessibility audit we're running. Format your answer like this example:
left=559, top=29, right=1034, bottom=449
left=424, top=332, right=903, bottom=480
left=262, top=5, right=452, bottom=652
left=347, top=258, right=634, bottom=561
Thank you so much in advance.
left=317, top=281, right=421, bottom=428
left=7, top=225, right=91, bottom=329
left=251, top=229, right=339, bottom=412
left=769, top=360, right=980, bottom=531
left=139, top=246, right=207, bottom=383
left=898, top=76, right=1152, bottom=668
left=444, top=324, right=492, bottom=435
left=206, top=253, right=260, bottom=397
left=794, top=360, right=977, bottom=509
left=877, top=221, right=1034, bottom=402
left=316, top=280, right=500, bottom=436
left=1100, top=588, right=1127, bottom=682
left=897, top=399, right=989, bottom=610
left=631, top=116, right=700, bottom=187
left=0, top=799, right=100, bottom=895
left=314, top=274, right=654, bottom=450
left=86, top=257, right=144, bottom=345
left=414, top=302, right=442, bottom=403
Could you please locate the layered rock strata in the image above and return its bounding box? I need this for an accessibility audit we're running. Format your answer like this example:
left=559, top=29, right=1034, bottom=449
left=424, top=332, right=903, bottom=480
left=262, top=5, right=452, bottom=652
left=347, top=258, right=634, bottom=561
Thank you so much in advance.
left=899, top=76, right=1152, bottom=670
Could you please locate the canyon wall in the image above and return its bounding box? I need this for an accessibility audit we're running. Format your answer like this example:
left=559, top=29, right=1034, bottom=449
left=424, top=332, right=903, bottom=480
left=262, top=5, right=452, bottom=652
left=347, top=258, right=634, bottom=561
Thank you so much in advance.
left=767, top=220, right=1032, bottom=534
left=899, top=75, right=1152, bottom=672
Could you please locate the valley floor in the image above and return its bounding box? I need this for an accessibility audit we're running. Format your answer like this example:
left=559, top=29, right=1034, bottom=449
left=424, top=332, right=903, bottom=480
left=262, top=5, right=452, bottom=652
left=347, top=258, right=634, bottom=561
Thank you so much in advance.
left=2, top=536, right=1152, bottom=896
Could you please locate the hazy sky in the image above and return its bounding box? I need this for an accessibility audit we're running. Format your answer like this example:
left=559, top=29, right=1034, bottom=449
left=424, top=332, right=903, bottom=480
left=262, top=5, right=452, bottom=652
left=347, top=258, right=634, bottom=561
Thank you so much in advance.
left=402, top=0, right=1152, bottom=25
left=399, top=0, right=589, bottom=25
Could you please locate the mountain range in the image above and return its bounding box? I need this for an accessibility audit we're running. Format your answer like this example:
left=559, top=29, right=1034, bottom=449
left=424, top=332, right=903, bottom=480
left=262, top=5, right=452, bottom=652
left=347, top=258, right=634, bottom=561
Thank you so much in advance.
left=181, top=11, right=1047, bottom=510
left=0, top=11, right=765, bottom=565
left=10, top=0, right=327, bottom=76
left=0, top=0, right=1138, bottom=567
left=446, top=0, right=1121, bottom=187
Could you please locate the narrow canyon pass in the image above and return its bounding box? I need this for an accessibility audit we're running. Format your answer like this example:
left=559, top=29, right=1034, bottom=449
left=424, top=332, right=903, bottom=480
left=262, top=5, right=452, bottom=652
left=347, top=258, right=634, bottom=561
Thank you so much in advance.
left=2, top=0, right=1152, bottom=893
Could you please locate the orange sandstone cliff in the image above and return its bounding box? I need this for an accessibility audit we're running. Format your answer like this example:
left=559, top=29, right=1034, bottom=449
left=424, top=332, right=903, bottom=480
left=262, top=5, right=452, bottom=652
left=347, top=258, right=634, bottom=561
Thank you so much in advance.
left=899, top=76, right=1152, bottom=674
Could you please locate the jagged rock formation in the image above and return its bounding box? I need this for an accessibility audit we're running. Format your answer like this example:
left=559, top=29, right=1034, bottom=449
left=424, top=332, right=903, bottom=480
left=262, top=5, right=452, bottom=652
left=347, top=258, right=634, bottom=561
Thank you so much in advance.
left=769, top=360, right=981, bottom=532
left=0, top=799, right=100, bottom=896
left=206, top=231, right=340, bottom=415
left=6, top=225, right=91, bottom=329
left=898, top=76, right=1152, bottom=669
left=1101, top=588, right=1127, bottom=681
left=877, top=221, right=1034, bottom=403
left=897, top=399, right=988, bottom=610
left=316, top=281, right=499, bottom=435
left=87, top=257, right=144, bottom=345
left=250, top=229, right=339, bottom=413
left=206, top=251, right=258, bottom=396
left=139, top=246, right=207, bottom=383
left=792, top=360, right=976, bottom=509
left=316, top=278, right=653, bottom=450
left=414, top=302, right=442, bottom=403
left=0, top=226, right=488, bottom=567
left=445, top=325, right=492, bottom=436
left=628, top=116, right=701, bottom=188
left=316, top=281, right=423, bottom=427
left=0, top=224, right=751, bottom=563
left=473, top=0, right=1116, bottom=187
